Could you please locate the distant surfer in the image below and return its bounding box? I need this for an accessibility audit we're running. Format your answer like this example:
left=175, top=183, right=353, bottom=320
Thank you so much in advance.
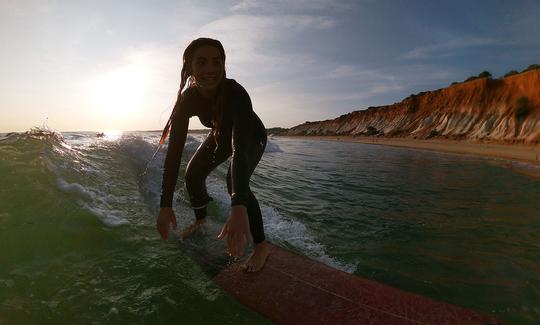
left=156, top=38, right=270, bottom=272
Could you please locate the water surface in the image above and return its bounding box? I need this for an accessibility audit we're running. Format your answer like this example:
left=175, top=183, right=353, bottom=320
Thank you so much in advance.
left=1, top=130, right=539, bottom=323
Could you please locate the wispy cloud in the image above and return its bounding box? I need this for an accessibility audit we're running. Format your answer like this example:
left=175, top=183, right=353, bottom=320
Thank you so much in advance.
left=324, top=65, right=397, bottom=81
left=230, top=0, right=351, bottom=14
left=195, top=14, right=333, bottom=74
left=248, top=61, right=456, bottom=124
left=5, top=0, right=537, bottom=132
left=401, top=37, right=507, bottom=60
left=309, top=84, right=405, bottom=104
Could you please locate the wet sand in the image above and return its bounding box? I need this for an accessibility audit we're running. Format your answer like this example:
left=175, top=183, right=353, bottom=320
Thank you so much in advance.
left=278, top=135, right=540, bottom=179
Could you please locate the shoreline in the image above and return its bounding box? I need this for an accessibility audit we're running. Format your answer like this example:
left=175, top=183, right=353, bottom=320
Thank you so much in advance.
left=277, top=135, right=540, bottom=178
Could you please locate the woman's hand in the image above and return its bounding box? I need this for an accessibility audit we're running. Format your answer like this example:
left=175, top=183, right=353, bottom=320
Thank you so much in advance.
left=156, top=207, right=177, bottom=240
left=218, top=205, right=252, bottom=257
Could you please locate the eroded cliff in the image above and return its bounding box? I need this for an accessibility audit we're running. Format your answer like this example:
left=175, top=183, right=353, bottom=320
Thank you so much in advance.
left=287, top=70, right=540, bottom=143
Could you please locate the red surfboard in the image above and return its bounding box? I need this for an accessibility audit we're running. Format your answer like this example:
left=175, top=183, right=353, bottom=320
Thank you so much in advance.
left=214, top=243, right=503, bottom=325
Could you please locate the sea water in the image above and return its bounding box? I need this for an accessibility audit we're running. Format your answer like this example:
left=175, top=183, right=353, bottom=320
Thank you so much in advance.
left=1, top=129, right=539, bottom=324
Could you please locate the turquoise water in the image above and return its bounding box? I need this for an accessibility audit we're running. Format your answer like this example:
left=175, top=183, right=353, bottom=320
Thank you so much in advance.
left=1, top=129, right=539, bottom=324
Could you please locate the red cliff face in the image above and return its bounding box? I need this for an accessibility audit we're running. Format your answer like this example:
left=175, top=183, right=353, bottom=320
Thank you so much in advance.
left=287, top=70, right=540, bottom=143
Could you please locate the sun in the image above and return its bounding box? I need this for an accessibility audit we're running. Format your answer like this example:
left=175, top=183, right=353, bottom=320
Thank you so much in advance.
left=88, top=64, right=148, bottom=120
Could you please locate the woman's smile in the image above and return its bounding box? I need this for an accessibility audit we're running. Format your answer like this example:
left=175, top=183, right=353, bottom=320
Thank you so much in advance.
left=191, top=45, right=224, bottom=90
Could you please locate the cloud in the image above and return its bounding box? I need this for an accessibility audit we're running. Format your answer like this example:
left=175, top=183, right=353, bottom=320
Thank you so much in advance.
left=324, top=65, right=397, bottom=81
left=249, top=61, right=456, bottom=119
left=197, top=14, right=335, bottom=42
left=401, top=37, right=507, bottom=60
left=230, top=0, right=351, bottom=14
left=194, top=14, right=334, bottom=74
left=306, top=84, right=405, bottom=104
left=0, top=1, right=55, bottom=17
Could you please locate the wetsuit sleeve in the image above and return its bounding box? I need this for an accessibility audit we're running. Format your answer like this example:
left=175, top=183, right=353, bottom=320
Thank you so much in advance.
left=159, top=96, right=190, bottom=208
left=230, top=85, right=255, bottom=207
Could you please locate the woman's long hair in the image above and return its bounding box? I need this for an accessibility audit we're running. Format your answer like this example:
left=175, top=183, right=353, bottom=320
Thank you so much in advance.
left=142, top=38, right=226, bottom=176
left=159, top=37, right=227, bottom=145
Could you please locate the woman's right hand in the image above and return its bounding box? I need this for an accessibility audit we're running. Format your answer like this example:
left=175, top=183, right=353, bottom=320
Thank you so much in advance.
left=156, top=207, right=177, bottom=240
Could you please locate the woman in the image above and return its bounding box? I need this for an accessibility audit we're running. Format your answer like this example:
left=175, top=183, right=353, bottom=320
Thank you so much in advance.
left=156, top=38, right=270, bottom=272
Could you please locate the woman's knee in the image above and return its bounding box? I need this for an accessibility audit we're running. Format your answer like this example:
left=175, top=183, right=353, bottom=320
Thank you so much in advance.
left=185, top=161, right=210, bottom=193
left=185, top=169, right=212, bottom=208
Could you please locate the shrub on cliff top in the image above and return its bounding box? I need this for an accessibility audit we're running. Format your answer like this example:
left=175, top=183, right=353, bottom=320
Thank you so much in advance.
left=504, top=70, right=519, bottom=78
left=523, top=64, right=540, bottom=72
left=478, top=71, right=492, bottom=78
left=464, top=70, right=492, bottom=82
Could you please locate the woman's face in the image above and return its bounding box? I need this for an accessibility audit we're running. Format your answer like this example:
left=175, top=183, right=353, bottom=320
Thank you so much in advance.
left=191, top=45, right=224, bottom=89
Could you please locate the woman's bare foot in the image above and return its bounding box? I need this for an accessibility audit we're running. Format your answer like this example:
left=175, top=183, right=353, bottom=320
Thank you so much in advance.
left=242, top=241, right=270, bottom=273
left=180, top=218, right=206, bottom=239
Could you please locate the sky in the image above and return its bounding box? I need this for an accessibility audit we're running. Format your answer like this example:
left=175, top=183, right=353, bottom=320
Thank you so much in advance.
left=1, top=0, right=539, bottom=132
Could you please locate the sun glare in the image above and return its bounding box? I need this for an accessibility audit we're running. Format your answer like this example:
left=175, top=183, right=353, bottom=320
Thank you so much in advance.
left=88, top=63, right=148, bottom=121
left=103, top=130, right=123, bottom=140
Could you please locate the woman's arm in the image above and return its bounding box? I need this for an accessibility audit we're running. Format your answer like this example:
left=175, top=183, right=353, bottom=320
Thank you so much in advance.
left=219, top=82, right=260, bottom=256
left=160, top=97, right=190, bottom=208
left=157, top=95, right=190, bottom=240
left=229, top=83, right=255, bottom=208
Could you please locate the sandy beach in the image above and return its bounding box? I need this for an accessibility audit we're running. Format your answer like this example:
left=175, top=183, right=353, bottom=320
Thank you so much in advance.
left=278, top=135, right=540, bottom=178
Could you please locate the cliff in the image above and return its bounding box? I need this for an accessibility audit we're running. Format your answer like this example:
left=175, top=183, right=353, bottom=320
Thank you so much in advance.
left=287, top=70, right=540, bottom=144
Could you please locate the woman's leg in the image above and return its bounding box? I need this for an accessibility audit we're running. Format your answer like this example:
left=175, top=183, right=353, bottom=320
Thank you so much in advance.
left=185, top=132, right=230, bottom=220
left=226, top=136, right=267, bottom=244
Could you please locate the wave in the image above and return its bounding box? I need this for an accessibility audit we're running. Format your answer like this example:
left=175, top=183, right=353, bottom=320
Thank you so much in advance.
left=174, top=170, right=357, bottom=273
left=0, top=128, right=200, bottom=227
left=1, top=128, right=354, bottom=273
left=261, top=206, right=357, bottom=273
left=264, top=140, right=282, bottom=153
left=0, top=127, right=65, bottom=145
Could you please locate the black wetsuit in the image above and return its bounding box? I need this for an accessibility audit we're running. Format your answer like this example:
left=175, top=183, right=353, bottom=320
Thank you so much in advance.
left=160, top=78, right=267, bottom=244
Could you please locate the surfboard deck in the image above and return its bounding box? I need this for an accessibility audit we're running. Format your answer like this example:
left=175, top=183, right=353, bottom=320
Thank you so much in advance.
left=213, top=243, right=502, bottom=325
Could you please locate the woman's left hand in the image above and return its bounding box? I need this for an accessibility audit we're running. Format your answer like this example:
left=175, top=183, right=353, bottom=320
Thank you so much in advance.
left=218, top=205, right=252, bottom=257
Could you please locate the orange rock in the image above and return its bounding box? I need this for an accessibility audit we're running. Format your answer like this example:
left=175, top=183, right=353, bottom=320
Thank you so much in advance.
left=289, top=70, right=540, bottom=144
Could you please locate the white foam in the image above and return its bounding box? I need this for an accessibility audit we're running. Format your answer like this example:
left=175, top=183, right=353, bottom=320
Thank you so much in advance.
left=206, top=173, right=233, bottom=213
left=189, top=173, right=357, bottom=273
left=82, top=204, right=129, bottom=227
left=56, top=179, right=94, bottom=201
left=262, top=206, right=357, bottom=273
left=48, top=158, right=131, bottom=227
left=55, top=179, right=130, bottom=227
left=265, top=140, right=282, bottom=153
